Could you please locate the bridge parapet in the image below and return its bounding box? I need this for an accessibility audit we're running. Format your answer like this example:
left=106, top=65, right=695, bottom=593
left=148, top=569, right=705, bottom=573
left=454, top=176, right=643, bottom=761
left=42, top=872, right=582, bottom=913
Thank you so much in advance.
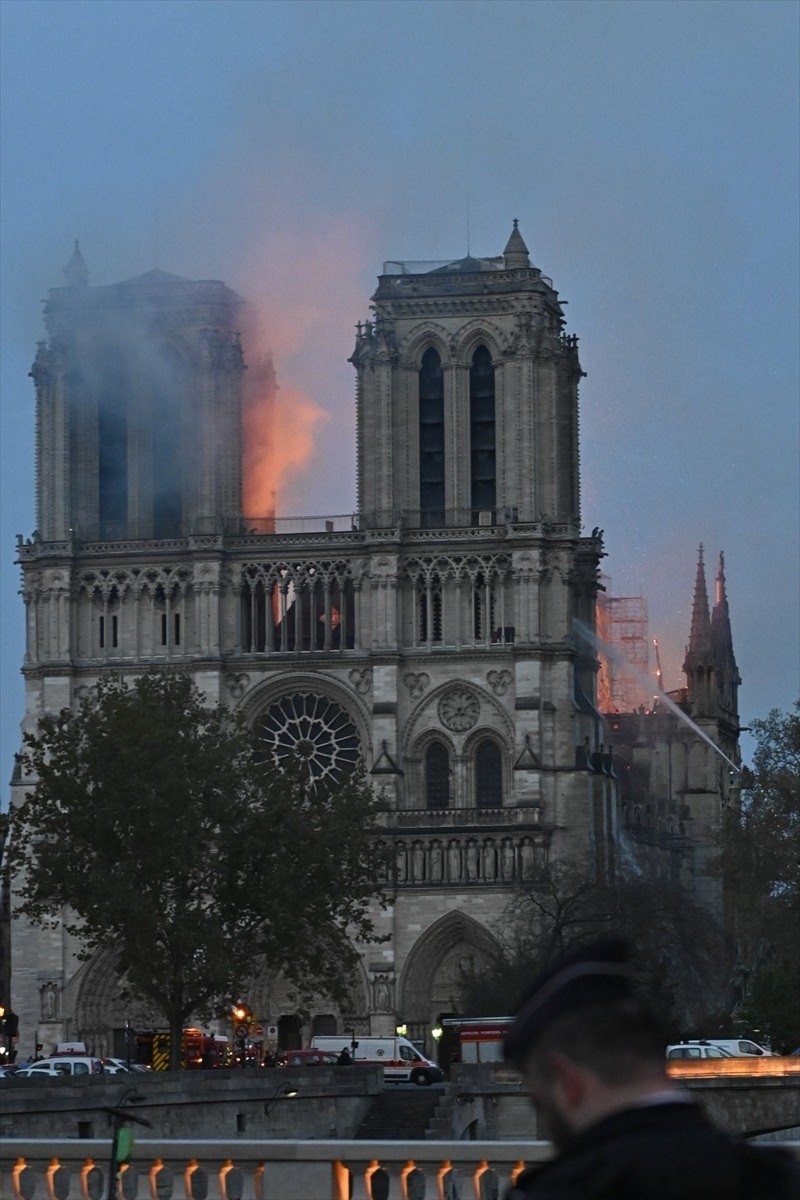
left=1, top=1139, right=551, bottom=1200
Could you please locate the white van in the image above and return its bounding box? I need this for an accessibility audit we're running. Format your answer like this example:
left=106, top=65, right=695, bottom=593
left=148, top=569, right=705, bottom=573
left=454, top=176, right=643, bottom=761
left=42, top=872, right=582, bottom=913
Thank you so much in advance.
left=690, top=1038, right=774, bottom=1057
left=666, top=1042, right=732, bottom=1060
left=310, top=1035, right=444, bottom=1085
left=16, top=1056, right=105, bottom=1078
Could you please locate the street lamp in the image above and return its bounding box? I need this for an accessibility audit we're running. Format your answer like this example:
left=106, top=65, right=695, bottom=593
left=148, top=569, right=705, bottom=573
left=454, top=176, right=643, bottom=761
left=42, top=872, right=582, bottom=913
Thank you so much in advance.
left=231, top=1002, right=253, bottom=1067
left=431, top=1025, right=444, bottom=1069
left=264, top=1081, right=298, bottom=1116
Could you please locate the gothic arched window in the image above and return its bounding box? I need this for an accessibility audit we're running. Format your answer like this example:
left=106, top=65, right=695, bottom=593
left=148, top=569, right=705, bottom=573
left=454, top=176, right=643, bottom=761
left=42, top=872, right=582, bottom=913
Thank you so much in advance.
left=472, top=570, right=496, bottom=642
left=475, top=738, right=503, bottom=809
left=470, top=345, right=495, bottom=520
left=151, top=345, right=187, bottom=538
left=97, top=347, right=129, bottom=535
left=418, top=574, right=443, bottom=644
left=425, top=741, right=451, bottom=810
left=419, top=348, right=445, bottom=527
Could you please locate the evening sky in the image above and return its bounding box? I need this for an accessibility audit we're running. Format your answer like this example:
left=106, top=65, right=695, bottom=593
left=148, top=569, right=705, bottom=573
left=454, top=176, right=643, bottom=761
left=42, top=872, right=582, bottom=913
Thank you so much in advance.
left=1, top=0, right=798, bottom=794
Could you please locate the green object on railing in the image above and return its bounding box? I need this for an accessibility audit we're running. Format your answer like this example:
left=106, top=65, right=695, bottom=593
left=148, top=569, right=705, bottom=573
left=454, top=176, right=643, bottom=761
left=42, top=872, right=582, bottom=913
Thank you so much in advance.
left=116, top=1127, right=135, bottom=1163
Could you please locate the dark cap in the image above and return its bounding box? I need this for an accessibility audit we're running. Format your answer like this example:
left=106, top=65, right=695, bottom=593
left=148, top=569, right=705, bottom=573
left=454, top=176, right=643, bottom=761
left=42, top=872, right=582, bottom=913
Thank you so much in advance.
left=503, top=938, right=635, bottom=1065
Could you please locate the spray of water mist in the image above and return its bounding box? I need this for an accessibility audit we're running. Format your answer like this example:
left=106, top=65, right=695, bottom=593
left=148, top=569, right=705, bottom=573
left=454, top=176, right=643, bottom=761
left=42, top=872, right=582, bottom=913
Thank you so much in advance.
left=573, top=618, right=741, bottom=774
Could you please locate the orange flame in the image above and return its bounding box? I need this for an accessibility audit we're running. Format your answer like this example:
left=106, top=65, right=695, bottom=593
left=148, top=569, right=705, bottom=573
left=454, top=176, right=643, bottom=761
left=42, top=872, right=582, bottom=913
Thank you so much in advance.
left=233, top=217, right=371, bottom=518
left=241, top=348, right=328, bottom=518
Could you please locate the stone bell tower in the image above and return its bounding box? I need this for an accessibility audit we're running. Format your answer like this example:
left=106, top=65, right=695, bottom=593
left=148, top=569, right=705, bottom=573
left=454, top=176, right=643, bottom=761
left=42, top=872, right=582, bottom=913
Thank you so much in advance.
left=346, top=223, right=611, bottom=1042
left=354, top=220, right=582, bottom=531
left=31, top=243, right=245, bottom=544
left=11, top=248, right=249, bottom=1056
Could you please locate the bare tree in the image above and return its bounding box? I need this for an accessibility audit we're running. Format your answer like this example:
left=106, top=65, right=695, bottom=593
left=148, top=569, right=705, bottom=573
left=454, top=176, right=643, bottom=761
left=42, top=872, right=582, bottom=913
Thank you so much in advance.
left=459, top=856, right=731, bottom=1033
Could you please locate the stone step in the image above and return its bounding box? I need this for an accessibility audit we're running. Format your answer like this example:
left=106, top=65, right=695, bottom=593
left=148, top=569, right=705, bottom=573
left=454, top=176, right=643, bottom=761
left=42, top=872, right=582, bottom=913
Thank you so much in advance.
left=355, top=1088, right=441, bottom=1140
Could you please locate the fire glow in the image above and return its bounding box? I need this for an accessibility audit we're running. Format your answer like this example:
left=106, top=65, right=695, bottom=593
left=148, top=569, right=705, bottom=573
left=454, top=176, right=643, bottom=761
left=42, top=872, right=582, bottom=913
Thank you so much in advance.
left=242, top=363, right=328, bottom=519
left=234, top=217, right=369, bottom=519
left=574, top=618, right=742, bottom=774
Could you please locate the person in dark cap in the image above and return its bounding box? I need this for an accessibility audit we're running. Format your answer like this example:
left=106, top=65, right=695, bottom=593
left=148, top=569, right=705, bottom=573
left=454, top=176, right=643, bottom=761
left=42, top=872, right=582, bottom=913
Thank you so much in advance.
left=504, top=938, right=798, bottom=1199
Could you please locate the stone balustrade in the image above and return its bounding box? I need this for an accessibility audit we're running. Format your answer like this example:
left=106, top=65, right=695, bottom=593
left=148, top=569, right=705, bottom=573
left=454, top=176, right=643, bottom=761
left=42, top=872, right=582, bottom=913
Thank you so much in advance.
left=0, top=1139, right=552, bottom=1200
left=3, top=1133, right=798, bottom=1199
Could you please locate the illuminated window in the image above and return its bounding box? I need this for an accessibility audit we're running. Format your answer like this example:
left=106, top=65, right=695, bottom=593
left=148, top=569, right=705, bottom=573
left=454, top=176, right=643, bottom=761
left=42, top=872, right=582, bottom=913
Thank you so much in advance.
left=240, top=566, right=354, bottom=653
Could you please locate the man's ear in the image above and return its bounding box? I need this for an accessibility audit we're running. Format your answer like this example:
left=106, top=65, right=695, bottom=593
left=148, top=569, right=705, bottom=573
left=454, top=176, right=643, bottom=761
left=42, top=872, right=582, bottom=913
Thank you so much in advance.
left=548, top=1051, right=587, bottom=1110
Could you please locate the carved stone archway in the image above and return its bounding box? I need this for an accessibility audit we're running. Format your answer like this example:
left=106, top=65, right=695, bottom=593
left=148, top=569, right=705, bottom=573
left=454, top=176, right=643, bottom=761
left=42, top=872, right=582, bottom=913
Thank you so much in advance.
left=69, top=947, right=158, bottom=1057
left=398, top=910, right=502, bottom=1028
left=247, top=955, right=371, bottom=1047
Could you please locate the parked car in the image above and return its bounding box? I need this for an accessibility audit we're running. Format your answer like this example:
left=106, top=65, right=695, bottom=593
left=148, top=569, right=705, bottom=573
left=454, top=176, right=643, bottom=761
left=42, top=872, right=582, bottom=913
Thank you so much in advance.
left=666, top=1042, right=733, bottom=1060
left=278, top=1049, right=341, bottom=1067
left=15, top=1055, right=105, bottom=1077
left=102, top=1057, right=133, bottom=1074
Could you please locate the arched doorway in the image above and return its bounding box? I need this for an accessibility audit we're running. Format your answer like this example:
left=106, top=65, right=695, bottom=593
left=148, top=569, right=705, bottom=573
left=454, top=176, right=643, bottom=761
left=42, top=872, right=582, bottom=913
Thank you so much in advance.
left=397, top=911, right=502, bottom=1061
left=278, top=1013, right=302, bottom=1050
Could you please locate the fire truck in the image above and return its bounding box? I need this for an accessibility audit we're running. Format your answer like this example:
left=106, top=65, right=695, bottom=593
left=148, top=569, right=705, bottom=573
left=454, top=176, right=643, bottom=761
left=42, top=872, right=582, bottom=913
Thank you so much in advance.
left=135, top=1028, right=231, bottom=1070
left=442, top=1017, right=513, bottom=1063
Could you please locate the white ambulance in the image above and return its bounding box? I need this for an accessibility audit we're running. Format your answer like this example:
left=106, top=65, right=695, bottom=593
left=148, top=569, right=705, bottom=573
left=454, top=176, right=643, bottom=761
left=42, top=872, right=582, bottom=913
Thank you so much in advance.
left=310, top=1034, right=443, bottom=1085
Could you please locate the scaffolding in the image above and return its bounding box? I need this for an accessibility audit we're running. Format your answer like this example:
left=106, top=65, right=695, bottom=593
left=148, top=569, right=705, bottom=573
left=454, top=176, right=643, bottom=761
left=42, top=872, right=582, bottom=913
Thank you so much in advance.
left=596, top=584, right=650, bottom=713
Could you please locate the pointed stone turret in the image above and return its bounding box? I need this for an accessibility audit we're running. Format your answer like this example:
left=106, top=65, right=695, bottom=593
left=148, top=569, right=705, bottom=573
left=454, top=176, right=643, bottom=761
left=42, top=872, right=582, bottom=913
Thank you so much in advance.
left=711, top=553, right=732, bottom=648
left=63, top=240, right=89, bottom=287
left=711, top=551, right=741, bottom=720
left=503, top=219, right=531, bottom=269
left=685, top=545, right=712, bottom=660
left=683, top=545, right=714, bottom=714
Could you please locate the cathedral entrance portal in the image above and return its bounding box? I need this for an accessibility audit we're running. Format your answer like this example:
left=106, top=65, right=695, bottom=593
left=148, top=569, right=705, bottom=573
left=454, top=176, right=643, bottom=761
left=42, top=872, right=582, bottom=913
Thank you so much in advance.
left=397, top=912, right=502, bottom=1054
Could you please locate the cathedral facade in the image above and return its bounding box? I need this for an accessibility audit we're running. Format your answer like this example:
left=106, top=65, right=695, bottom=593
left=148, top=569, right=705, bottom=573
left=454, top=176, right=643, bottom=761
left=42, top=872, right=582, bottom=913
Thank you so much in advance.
left=11, top=226, right=624, bottom=1058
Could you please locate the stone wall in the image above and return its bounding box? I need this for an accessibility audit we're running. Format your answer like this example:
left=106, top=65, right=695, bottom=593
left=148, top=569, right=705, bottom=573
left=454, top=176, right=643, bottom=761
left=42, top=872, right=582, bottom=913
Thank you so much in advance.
left=0, top=1065, right=380, bottom=1141
left=446, top=1064, right=800, bottom=1142
left=1, top=1064, right=797, bottom=1144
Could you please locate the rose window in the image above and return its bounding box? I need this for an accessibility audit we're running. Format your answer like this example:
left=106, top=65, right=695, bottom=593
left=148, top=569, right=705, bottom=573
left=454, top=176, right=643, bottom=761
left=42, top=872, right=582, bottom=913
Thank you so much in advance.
left=254, top=692, right=360, bottom=784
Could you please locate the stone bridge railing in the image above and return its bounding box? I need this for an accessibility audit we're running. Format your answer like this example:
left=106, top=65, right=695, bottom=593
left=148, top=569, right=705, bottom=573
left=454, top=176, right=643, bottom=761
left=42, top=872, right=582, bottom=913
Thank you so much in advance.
left=3, top=1135, right=799, bottom=1199
left=2, top=1139, right=549, bottom=1200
